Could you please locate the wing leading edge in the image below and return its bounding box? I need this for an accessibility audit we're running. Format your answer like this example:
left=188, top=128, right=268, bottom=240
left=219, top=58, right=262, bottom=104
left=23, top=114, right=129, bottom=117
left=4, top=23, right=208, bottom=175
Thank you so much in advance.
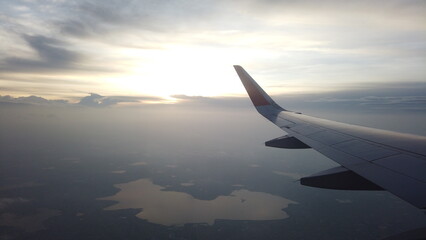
left=234, top=65, right=426, bottom=209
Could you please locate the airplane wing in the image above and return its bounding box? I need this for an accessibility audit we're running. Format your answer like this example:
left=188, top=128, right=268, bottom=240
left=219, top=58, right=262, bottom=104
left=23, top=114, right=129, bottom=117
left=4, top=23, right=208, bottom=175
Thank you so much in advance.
left=234, top=65, right=426, bottom=209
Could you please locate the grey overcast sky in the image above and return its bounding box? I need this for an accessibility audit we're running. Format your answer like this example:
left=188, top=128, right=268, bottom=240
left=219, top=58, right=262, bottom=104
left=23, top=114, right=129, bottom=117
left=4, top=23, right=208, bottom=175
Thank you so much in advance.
left=0, top=0, right=425, bottom=101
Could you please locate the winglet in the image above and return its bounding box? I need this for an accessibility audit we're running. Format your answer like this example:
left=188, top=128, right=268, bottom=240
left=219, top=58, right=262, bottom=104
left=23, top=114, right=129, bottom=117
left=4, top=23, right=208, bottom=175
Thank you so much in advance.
left=234, top=65, right=285, bottom=111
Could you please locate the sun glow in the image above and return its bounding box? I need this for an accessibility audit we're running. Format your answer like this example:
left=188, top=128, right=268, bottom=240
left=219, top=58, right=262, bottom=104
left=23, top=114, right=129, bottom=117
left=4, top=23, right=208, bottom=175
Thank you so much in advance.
left=108, top=45, right=278, bottom=98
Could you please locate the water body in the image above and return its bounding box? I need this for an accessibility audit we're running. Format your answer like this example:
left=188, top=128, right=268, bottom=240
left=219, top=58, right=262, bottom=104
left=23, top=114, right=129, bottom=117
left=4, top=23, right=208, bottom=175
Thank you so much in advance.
left=100, top=179, right=297, bottom=226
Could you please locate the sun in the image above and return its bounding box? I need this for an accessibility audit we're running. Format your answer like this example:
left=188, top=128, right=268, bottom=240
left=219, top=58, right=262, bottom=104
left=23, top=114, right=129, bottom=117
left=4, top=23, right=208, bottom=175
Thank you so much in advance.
left=106, top=45, right=277, bottom=98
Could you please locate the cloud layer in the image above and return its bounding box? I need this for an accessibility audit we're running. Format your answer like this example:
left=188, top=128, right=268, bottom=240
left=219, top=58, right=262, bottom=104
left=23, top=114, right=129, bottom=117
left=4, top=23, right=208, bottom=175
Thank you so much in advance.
left=1, top=81, right=425, bottom=112
left=0, top=93, right=162, bottom=107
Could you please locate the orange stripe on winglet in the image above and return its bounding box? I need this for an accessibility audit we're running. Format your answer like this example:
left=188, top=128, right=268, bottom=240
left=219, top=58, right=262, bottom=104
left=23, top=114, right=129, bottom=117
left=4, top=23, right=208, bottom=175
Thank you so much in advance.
left=234, top=66, right=270, bottom=106
left=243, top=80, right=270, bottom=106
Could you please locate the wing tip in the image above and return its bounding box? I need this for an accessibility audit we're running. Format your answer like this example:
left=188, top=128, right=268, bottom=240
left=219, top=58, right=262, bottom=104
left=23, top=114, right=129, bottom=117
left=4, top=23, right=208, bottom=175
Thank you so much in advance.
left=234, top=65, right=284, bottom=110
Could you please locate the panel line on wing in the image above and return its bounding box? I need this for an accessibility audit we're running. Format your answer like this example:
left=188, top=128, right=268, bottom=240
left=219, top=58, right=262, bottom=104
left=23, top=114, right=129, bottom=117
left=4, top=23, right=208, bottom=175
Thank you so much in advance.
left=373, top=154, right=426, bottom=183
left=332, top=140, right=399, bottom=161
left=307, top=130, right=353, bottom=145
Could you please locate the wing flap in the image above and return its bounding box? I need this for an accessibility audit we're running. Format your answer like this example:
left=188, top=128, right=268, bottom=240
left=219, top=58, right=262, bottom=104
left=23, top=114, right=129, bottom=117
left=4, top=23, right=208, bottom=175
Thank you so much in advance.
left=265, top=135, right=311, bottom=149
left=300, top=166, right=384, bottom=190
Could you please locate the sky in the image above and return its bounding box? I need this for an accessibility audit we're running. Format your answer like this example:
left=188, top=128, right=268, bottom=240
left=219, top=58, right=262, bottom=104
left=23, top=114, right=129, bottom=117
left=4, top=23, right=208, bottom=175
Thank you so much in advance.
left=0, top=0, right=425, bottom=103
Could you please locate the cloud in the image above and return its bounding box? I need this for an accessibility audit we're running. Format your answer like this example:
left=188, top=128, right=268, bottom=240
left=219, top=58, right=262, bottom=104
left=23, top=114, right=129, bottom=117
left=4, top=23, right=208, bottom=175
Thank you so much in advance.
left=172, top=82, right=426, bottom=112
left=283, top=82, right=426, bottom=112
left=78, top=93, right=162, bottom=107
left=0, top=95, right=68, bottom=106
left=56, top=0, right=217, bottom=39
left=1, top=82, right=426, bottom=112
left=308, top=96, right=426, bottom=111
left=0, top=93, right=162, bottom=107
left=58, top=20, right=95, bottom=38
left=0, top=35, right=80, bottom=72
left=171, top=94, right=250, bottom=109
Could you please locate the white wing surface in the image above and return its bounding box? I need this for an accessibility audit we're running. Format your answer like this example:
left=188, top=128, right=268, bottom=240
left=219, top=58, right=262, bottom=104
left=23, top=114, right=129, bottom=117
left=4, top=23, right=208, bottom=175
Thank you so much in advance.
left=234, top=65, right=426, bottom=209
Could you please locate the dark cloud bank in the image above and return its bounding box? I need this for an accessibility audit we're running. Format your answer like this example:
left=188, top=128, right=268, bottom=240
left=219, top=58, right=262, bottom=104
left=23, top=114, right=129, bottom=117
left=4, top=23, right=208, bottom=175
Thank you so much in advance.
left=0, top=35, right=80, bottom=73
